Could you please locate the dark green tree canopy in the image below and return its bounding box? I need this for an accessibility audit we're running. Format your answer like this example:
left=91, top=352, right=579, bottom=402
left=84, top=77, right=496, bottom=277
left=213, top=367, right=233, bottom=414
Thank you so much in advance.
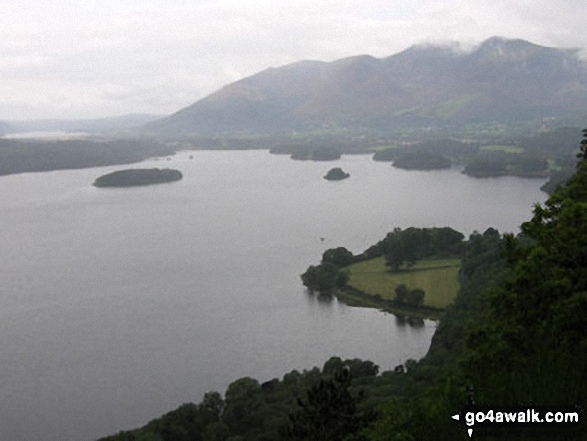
left=381, top=227, right=464, bottom=271
left=285, top=370, right=376, bottom=441
left=301, top=263, right=349, bottom=292
left=463, top=130, right=587, bottom=424
left=321, top=247, right=355, bottom=267
left=394, top=284, right=425, bottom=307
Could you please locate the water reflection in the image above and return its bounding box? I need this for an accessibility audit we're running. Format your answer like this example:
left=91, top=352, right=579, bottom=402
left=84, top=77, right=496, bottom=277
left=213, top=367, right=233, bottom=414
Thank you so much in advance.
left=306, top=289, right=429, bottom=329
left=304, top=288, right=336, bottom=306
left=316, top=292, right=334, bottom=304
left=395, top=315, right=426, bottom=328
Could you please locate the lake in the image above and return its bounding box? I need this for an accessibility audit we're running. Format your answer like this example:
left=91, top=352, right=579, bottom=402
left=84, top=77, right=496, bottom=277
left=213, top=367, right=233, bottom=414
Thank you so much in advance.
left=0, top=150, right=547, bottom=441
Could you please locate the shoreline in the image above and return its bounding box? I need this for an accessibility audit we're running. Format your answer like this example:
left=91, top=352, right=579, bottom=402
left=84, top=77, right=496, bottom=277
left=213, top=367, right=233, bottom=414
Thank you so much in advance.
left=334, top=285, right=445, bottom=320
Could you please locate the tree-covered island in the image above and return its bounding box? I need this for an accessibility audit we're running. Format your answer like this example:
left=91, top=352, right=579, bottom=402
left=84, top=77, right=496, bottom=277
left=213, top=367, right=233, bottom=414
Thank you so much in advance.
left=93, top=168, right=183, bottom=187
left=324, top=167, right=350, bottom=180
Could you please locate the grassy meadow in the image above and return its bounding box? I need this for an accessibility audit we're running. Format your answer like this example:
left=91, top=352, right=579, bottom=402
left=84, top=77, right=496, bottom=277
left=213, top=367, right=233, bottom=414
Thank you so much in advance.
left=346, top=257, right=461, bottom=309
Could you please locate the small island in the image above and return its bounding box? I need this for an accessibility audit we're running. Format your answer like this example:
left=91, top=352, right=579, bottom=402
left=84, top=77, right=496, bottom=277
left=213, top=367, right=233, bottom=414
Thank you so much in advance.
left=93, top=168, right=183, bottom=187
left=324, top=167, right=350, bottom=181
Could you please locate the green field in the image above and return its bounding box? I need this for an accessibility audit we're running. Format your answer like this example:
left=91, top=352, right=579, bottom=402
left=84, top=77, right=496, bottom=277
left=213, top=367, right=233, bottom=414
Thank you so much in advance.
left=479, top=144, right=524, bottom=153
left=347, top=257, right=461, bottom=309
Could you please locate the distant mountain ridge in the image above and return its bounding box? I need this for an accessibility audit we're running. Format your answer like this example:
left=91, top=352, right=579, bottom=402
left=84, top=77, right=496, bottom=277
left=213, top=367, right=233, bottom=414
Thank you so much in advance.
left=148, top=37, right=587, bottom=135
left=3, top=114, right=163, bottom=135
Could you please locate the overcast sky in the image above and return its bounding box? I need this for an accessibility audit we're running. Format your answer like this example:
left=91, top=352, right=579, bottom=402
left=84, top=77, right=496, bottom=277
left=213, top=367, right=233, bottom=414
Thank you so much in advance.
left=1, top=0, right=585, bottom=120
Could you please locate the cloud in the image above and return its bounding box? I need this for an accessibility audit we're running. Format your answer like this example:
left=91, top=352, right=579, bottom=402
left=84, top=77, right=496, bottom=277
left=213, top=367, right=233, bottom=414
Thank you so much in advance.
left=0, top=0, right=585, bottom=119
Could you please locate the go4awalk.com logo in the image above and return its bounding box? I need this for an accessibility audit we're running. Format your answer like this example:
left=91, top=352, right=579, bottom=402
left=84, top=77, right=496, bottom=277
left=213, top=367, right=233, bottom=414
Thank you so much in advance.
left=451, top=406, right=582, bottom=437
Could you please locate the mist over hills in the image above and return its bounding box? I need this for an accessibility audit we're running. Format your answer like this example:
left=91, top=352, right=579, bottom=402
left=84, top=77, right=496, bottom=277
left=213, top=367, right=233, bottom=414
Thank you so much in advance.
left=1, top=114, right=163, bottom=135
left=148, top=37, right=587, bottom=136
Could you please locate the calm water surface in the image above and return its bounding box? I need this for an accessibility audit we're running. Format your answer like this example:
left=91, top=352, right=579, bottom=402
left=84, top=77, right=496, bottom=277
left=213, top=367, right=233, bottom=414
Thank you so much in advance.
left=0, top=151, right=547, bottom=440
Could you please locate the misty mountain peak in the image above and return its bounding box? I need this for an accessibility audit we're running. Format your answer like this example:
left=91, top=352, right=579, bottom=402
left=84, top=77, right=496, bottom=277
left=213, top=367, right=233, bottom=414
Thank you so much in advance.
left=148, top=37, right=587, bottom=135
left=474, top=36, right=556, bottom=61
left=391, top=42, right=460, bottom=62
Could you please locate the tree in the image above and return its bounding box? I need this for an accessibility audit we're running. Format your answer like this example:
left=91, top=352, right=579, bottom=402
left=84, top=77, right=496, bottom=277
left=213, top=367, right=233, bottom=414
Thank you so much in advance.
left=394, top=285, right=425, bottom=307
left=577, top=128, right=587, bottom=161
left=322, top=247, right=355, bottom=267
left=380, top=227, right=464, bottom=268
left=301, top=263, right=348, bottom=292
left=203, top=422, right=231, bottom=441
left=285, top=370, right=376, bottom=440
left=344, top=358, right=379, bottom=377
left=428, top=227, right=464, bottom=256
left=405, top=288, right=425, bottom=307
left=323, top=357, right=345, bottom=376
left=323, top=357, right=379, bottom=378
left=394, top=284, right=409, bottom=303
left=199, top=391, right=224, bottom=424
left=140, top=403, right=203, bottom=441
left=385, top=239, right=417, bottom=271
left=222, top=378, right=264, bottom=436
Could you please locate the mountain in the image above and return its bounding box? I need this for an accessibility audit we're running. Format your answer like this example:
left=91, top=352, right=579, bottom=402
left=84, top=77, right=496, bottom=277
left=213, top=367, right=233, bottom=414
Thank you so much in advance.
left=148, top=37, right=587, bottom=136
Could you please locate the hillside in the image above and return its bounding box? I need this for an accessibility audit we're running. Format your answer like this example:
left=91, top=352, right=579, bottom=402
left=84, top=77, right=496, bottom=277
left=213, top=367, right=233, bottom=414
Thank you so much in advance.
left=148, top=37, right=587, bottom=136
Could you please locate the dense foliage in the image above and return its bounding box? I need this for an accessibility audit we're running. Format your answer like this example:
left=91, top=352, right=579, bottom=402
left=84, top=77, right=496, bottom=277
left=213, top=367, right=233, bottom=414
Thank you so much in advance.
left=379, top=227, right=464, bottom=271
left=321, top=247, right=355, bottom=267
left=393, top=284, right=425, bottom=307
left=300, top=262, right=349, bottom=293
left=285, top=369, right=377, bottom=440
left=98, top=358, right=384, bottom=441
